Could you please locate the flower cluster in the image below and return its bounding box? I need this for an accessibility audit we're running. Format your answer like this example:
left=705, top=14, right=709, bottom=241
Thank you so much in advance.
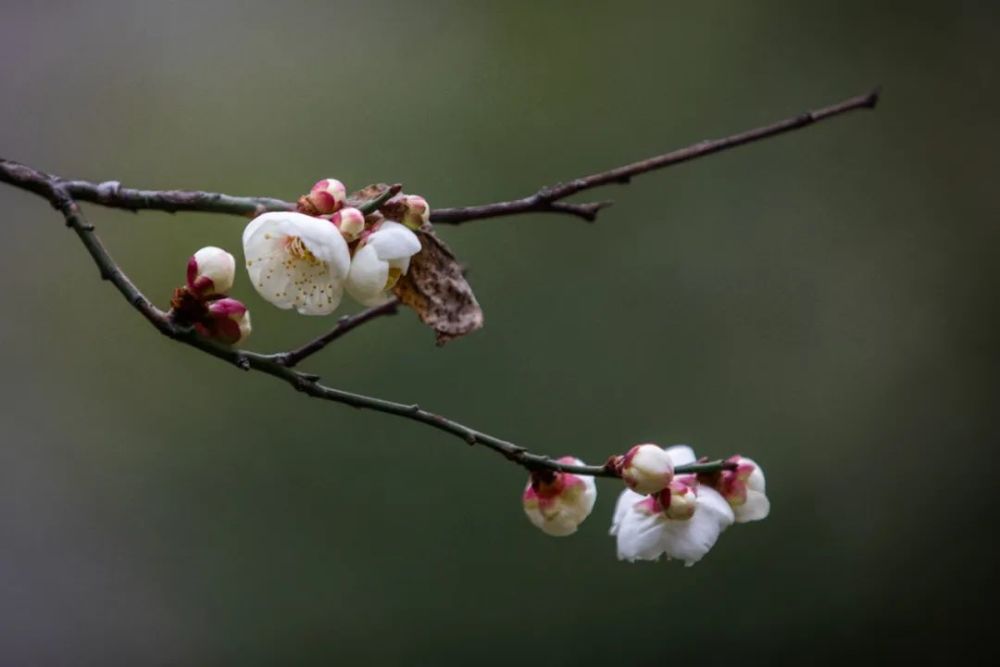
left=242, top=179, right=426, bottom=316
left=172, top=246, right=252, bottom=345
left=520, top=444, right=769, bottom=566
left=612, top=446, right=768, bottom=565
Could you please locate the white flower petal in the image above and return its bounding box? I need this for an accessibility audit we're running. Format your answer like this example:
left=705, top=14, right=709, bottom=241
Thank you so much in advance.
left=735, top=488, right=770, bottom=523
left=616, top=506, right=670, bottom=562
left=664, top=445, right=697, bottom=467
left=611, top=488, right=646, bottom=536
left=659, top=487, right=735, bottom=566
left=745, top=458, right=766, bottom=494
left=611, top=485, right=735, bottom=565
left=367, top=221, right=421, bottom=260
left=346, top=244, right=390, bottom=304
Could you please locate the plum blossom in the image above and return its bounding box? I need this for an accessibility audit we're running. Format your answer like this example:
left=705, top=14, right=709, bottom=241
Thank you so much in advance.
left=345, top=220, right=421, bottom=306
left=611, top=445, right=734, bottom=566
left=186, top=246, right=235, bottom=297
left=242, top=211, right=351, bottom=315
left=616, top=443, right=674, bottom=495
left=701, top=455, right=770, bottom=523
left=522, top=457, right=597, bottom=537
left=196, top=297, right=252, bottom=345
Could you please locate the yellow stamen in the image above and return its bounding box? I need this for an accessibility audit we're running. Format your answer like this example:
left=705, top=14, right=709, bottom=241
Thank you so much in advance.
left=286, top=236, right=322, bottom=266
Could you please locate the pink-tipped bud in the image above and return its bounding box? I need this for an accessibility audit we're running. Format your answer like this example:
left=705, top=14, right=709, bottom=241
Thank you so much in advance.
left=616, top=444, right=674, bottom=495
left=656, top=476, right=698, bottom=520
left=330, top=207, right=366, bottom=241
left=400, top=194, right=430, bottom=229
left=522, top=456, right=597, bottom=537
left=306, top=178, right=347, bottom=215
left=703, top=456, right=769, bottom=523
left=186, top=246, right=236, bottom=297
left=196, top=298, right=252, bottom=345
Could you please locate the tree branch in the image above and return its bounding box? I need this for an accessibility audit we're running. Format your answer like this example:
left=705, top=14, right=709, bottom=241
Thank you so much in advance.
left=2, top=167, right=666, bottom=480
left=0, top=159, right=294, bottom=217
left=2, top=88, right=878, bottom=227
left=0, top=88, right=879, bottom=481
left=430, top=87, right=880, bottom=224
left=270, top=299, right=401, bottom=368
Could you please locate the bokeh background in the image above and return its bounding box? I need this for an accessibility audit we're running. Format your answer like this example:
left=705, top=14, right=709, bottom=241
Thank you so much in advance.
left=1, top=1, right=997, bottom=663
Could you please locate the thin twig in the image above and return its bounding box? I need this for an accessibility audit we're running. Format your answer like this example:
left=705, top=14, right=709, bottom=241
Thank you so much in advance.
left=0, top=159, right=293, bottom=217
left=430, top=87, right=880, bottom=223
left=1, top=88, right=878, bottom=226
left=271, top=299, right=401, bottom=368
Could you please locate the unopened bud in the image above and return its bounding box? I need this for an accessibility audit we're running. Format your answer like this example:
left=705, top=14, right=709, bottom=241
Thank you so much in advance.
left=617, top=444, right=674, bottom=495
left=196, top=298, right=252, bottom=345
left=186, top=246, right=236, bottom=297
left=400, top=194, right=430, bottom=229
left=306, top=178, right=347, bottom=215
left=330, top=207, right=366, bottom=241
left=522, top=457, right=597, bottom=537
left=657, top=477, right=697, bottom=520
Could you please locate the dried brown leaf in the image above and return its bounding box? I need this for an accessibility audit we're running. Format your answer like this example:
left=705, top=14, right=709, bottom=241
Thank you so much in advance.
left=392, top=225, right=484, bottom=345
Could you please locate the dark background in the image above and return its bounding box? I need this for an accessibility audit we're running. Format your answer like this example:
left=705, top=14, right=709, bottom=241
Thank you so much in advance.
left=1, top=1, right=997, bottom=663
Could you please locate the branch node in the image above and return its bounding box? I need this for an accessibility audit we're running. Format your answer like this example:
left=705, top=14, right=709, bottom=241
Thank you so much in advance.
left=95, top=180, right=121, bottom=201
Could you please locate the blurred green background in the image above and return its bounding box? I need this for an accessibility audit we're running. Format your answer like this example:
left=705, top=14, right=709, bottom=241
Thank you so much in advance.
left=1, top=0, right=997, bottom=663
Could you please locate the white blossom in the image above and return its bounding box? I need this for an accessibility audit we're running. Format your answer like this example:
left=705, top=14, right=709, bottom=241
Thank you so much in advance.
left=242, top=211, right=351, bottom=315
left=345, top=221, right=421, bottom=306
left=610, top=445, right=734, bottom=566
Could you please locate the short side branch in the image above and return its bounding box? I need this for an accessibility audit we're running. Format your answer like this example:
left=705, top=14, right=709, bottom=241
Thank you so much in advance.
left=271, top=299, right=401, bottom=367
left=430, top=87, right=880, bottom=224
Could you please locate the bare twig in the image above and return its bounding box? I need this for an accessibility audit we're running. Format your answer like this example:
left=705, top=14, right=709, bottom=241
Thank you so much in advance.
left=431, top=88, right=880, bottom=223
left=0, top=158, right=294, bottom=217
left=2, top=89, right=878, bottom=226
left=271, top=299, right=401, bottom=368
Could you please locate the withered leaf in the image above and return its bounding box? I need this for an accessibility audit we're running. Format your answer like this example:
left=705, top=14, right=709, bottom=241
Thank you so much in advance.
left=393, top=225, right=484, bottom=345
left=346, top=183, right=389, bottom=208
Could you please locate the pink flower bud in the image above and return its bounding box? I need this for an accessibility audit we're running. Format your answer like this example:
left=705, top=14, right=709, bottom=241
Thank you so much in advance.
left=330, top=207, right=366, bottom=241
left=400, top=194, right=430, bottom=229
left=186, top=246, right=236, bottom=297
left=522, top=456, right=597, bottom=537
left=616, top=444, right=674, bottom=494
left=657, top=476, right=698, bottom=520
left=196, top=298, right=252, bottom=345
left=306, top=178, right=347, bottom=215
